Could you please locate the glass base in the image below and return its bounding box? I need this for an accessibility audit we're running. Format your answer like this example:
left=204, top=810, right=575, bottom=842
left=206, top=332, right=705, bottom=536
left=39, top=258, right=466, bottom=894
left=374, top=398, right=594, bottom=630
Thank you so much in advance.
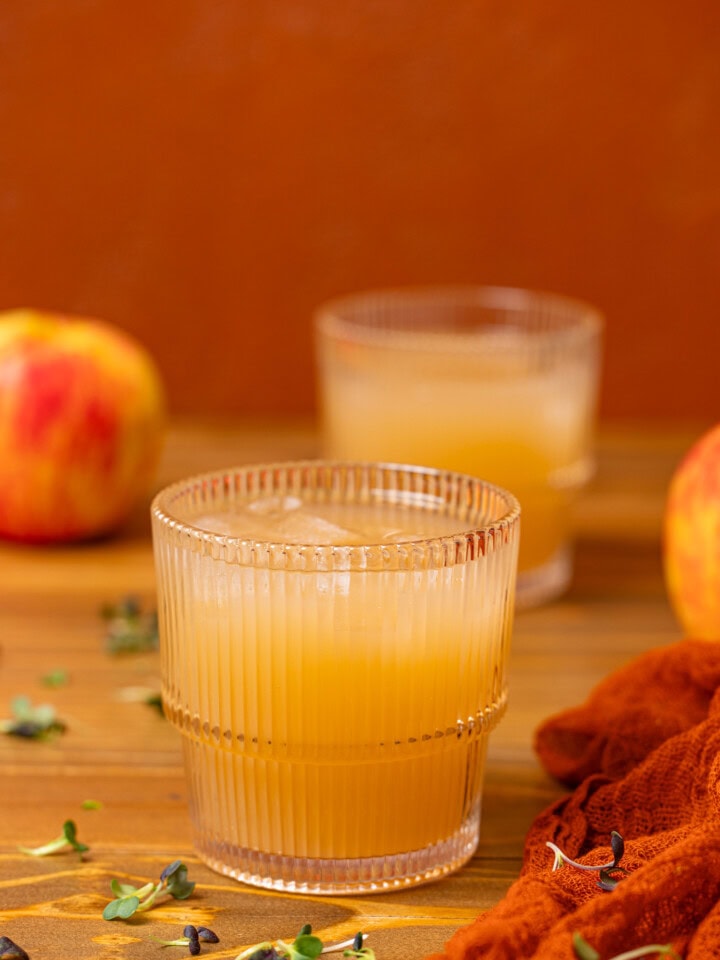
left=515, top=543, right=572, bottom=609
left=192, top=809, right=481, bottom=895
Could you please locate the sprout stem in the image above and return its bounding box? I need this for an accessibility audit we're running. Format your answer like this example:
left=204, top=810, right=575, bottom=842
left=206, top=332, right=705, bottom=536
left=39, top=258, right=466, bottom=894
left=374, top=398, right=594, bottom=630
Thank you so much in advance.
left=547, top=841, right=616, bottom=872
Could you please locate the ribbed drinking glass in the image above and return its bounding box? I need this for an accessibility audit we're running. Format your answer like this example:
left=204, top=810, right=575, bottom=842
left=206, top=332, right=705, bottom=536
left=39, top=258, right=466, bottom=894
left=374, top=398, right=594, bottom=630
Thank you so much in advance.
left=152, top=461, right=519, bottom=893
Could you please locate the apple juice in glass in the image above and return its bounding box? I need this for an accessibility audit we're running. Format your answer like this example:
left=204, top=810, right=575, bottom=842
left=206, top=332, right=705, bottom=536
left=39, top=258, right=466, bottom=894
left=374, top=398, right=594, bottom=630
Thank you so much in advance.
left=315, top=287, right=602, bottom=607
left=151, top=461, right=519, bottom=894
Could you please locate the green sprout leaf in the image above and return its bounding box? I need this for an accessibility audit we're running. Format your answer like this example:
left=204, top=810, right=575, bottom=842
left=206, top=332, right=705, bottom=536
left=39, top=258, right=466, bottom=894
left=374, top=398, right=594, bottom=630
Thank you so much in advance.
left=281, top=923, right=323, bottom=960
left=0, top=695, right=66, bottom=739
left=18, top=819, right=88, bottom=858
left=145, top=692, right=165, bottom=716
left=41, top=668, right=69, bottom=688
left=161, top=860, right=196, bottom=900
left=103, top=862, right=195, bottom=921
left=290, top=934, right=323, bottom=959
left=102, top=596, right=159, bottom=655
left=103, top=895, right=141, bottom=920
left=110, top=878, right=147, bottom=898
left=62, top=819, right=89, bottom=854
left=81, top=798, right=103, bottom=810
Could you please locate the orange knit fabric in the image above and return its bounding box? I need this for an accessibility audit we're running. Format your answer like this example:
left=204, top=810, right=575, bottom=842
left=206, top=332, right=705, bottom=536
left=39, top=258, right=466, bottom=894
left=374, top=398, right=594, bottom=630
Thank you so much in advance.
left=428, top=639, right=720, bottom=960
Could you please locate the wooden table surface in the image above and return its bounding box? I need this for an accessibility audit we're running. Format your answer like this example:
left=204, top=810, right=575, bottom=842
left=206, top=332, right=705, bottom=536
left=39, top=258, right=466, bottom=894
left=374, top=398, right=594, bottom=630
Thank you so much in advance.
left=0, top=419, right=704, bottom=960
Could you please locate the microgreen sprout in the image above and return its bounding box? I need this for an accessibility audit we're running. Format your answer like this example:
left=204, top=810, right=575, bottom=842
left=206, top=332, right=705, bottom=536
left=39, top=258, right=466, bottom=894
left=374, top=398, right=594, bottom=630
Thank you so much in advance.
left=18, top=819, right=88, bottom=859
left=0, top=936, right=30, bottom=959
left=152, top=924, right=219, bottom=955
left=0, top=695, right=65, bottom=739
left=234, top=924, right=326, bottom=960
left=81, top=799, right=103, bottom=810
left=547, top=831, right=629, bottom=890
left=101, top=596, right=159, bottom=655
left=41, top=668, right=68, bottom=688
left=116, top=686, right=165, bottom=715
left=154, top=935, right=200, bottom=956
left=103, top=860, right=195, bottom=921
left=145, top=693, right=165, bottom=716
left=341, top=932, right=374, bottom=958
left=572, top=932, right=681, bottom=960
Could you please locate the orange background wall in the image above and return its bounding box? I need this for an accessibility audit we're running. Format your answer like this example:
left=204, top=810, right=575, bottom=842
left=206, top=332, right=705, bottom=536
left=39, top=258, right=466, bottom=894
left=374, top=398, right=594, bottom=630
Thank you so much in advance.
left=1, top=1, right=719, bottom=420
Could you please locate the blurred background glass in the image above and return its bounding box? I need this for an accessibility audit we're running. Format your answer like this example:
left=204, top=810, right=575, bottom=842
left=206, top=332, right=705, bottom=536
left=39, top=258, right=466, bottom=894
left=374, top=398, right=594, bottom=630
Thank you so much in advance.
left=315, top=287, right=602, bottom=606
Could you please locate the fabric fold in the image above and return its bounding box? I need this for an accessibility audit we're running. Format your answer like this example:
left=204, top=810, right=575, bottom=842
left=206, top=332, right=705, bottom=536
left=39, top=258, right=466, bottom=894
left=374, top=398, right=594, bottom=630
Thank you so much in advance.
left=428, top=639, right=720, bottom=960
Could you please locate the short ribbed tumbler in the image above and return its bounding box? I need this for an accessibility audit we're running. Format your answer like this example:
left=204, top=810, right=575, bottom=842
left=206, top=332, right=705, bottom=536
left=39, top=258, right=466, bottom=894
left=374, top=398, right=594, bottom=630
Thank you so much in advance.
left=151, top=461, right=520, bottom=894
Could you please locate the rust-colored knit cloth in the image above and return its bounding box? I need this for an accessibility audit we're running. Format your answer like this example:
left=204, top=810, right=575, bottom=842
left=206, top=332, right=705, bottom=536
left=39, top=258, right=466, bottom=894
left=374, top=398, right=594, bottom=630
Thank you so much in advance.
left=428, top=639, right=720, bottom=960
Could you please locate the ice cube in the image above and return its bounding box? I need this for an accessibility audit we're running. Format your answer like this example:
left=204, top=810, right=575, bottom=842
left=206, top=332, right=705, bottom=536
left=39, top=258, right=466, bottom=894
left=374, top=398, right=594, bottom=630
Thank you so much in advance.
left=192, top=504, right=363, bottom=544
left=191, top=512, right=250, bottom=537
left=246, top=496, right=303, bottom=515
left=262, top=509, right=365, bottom=545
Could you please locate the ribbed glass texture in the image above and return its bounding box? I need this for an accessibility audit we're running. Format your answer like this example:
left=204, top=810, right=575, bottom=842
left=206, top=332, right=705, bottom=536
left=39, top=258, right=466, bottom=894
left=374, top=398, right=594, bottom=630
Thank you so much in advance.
left=152, top=461, right=520, bottom=894
left=315, top=286, right=602, bottom=607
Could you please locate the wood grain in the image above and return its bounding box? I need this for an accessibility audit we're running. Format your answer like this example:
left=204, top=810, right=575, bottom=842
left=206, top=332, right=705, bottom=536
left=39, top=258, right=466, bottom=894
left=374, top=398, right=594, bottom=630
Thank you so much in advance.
left=0, top=419, right=690, bottom=959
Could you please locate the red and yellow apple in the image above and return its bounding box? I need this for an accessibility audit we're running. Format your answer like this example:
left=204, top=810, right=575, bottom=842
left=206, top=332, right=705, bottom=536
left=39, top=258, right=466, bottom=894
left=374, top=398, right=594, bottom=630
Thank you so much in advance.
left=663, top=423, right=720, bottom=639
left=0, top=309, right=165, bottom=542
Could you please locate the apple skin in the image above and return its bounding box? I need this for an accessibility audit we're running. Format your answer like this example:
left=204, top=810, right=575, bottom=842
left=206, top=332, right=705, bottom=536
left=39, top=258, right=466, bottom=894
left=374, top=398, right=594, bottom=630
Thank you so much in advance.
left=663, top=423, right=720, bottom=639
left=0, top=309, right=166, bottom=542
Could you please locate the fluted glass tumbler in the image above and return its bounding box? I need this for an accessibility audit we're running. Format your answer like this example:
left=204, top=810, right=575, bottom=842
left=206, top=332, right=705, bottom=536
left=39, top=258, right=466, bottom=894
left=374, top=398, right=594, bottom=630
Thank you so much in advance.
left=152, top=462, right=519, bottom=894
left=315, top=287, right=602, bottom=607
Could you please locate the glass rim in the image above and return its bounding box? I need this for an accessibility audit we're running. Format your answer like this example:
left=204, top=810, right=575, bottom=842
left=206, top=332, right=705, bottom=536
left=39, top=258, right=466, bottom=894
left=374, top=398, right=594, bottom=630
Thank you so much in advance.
left=315, top=284, right=603, bottom=353
left=151, top=460, right=521, bottom=569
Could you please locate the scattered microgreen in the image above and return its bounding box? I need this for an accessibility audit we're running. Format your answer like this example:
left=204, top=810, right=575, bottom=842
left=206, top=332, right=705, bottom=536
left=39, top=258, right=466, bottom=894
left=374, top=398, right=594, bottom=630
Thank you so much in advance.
left=0, top=695, right=66, bottom=739
left=572, top=932, right=681, bottom=959
left=41, top=668, right=68, bottom=688
left=81, top=799, right=103, bottom=810
left=0, top=936, right=30, bottom=959
left=101, top=596, right=159, bottom=655
left=234, top=927, right=370, bottom=960
left=547, top=831, right=629, bottom=890
left=116, top=686, right=164, bottom=716
left=103, top=860, right=195, bottom=921
left=342, top=932, right=375, bottom=958
left=115, top=685, right=165, bottom=718
left=18, top=819, right=88, bottom=859
left=573, top=936, right=600, bottom=960
left=153, top=925, right=220, bottom=955
left=145, top=692, right=165, bottom=716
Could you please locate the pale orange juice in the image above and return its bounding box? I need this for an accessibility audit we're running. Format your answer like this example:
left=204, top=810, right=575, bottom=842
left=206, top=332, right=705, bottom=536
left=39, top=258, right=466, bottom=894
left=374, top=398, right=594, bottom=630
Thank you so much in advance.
left=316, top=288, right=602, bottom=606
left=152, top=463, right=519, bottom=894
